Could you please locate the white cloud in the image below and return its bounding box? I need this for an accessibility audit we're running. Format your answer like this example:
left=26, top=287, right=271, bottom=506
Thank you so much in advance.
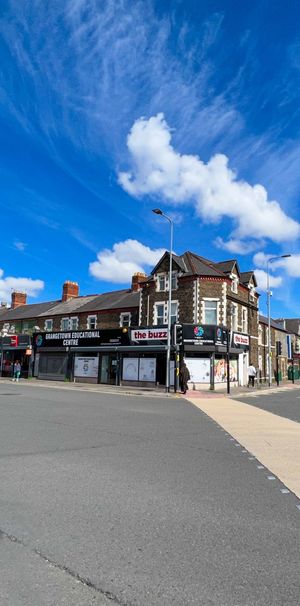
left=254, top=251, right=300, bottom=278
left=89, top=239, right=165, bottom=284
left=254, top=269, right=283, bottom=292
left=215, top=237, right=263, bottom=255
left=13, top=240, right=27, bottom=252
left=0, top=269, right=44, bottom=302
left=118, top=113, right=300, bottom=243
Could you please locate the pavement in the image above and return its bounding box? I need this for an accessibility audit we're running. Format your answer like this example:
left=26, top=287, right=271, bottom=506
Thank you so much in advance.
left=0, top=382, right=299, bottom=605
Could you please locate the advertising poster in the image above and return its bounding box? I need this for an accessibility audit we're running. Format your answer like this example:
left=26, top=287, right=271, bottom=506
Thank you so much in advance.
left=74, top=356, right=99, bottom=378
left=185, top=358, right=210, bottom=383
left=123, top=358, right=139, bottom=381
left=214, top=359, right=238, bottom=383
left=139, top=358, right=156, bottom=382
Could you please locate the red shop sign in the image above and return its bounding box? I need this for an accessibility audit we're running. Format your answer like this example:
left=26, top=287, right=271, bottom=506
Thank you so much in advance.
left=10, top=335, right=19, bottom=347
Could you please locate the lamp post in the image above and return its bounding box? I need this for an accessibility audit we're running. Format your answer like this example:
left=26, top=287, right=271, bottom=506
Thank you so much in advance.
left=266, top=254, right=291, bottom=387
left=152, top=209, right=174, bottom=392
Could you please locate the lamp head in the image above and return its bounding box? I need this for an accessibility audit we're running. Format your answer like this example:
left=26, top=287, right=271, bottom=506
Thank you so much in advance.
left=152, top=208, right=163, bottom=215
left=281, top=254, right=291, bottom=259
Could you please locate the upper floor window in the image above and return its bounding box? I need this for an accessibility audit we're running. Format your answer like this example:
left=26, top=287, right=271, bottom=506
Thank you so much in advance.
left=249, top=287, right=255, bottom=302
left=170, top=301, right=178, bottom=324
left=70, top=317, right=79, bottom=330
left=157, top=274, right=166, bottom=292
left=120, top=312, right=131, bottom=327
left=242, top=308, right=248, bottom=333
left=231, top=277, right=238, bottom=294
left=230, top=304, right=238, bottom=331
left=44, top=319, right=53, bottom=332
left=203, top=300, right=218, bottom=325
left=258, top=325, right=262, bottom=345
left=87, top=315, right=97, bottom=330
left=171, top=272, right=178, bottom=291
left=154, top=303, right=165, bottom=326
left=61, top=318, right=69, bottom=331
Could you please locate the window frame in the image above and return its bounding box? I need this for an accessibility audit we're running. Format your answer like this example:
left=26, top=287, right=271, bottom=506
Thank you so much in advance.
left=119, top=312, right=131, bottom=328
left=44, top=319, right=53, bottom=332
left=69, top=317, right=79, bottom=330
left=242, top=307, right=248, bottom=333
left=203, top=299, right=219, bottom=325
left=60, top=317, right=70, bottom=331
left=154, top=302, right=165, bottom=326
left=156, top=273, right=166, bottom=292
left=87, top=315, right=97, bottom=330
left=230, top=303, right=238, bottom=332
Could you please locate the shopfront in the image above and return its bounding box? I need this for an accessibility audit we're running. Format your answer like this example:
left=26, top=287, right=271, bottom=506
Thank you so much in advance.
left=181, top=325, right=248, bottom=390
left=0, top=335, right=32, bottom=378
left=33, top=328, right=171, bottom=387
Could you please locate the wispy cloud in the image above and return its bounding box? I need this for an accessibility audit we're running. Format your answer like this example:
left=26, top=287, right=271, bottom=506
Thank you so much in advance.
left=13, top=240, right=27, bottom=252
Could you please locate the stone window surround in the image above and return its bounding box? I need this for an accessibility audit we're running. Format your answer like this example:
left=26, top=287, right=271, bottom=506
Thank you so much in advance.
left=60, top=316, right=79, bottom=331
left=153, top=300, right=179, bottom=325
left=242, top=307, right=248, bottom=333
left=201, top=298, right=220, bottom=325
left=44, top=319, right=53, bottom=332
left=119, top=312, right=132, bottom=327
left=155, top=271, right=178, bottom=293
left=87, top=315, right=97, bottom=330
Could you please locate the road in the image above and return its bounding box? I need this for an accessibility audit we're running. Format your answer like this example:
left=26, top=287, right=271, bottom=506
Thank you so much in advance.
left=0, top=382, right=299, bottom=605
left=232, top=386, right=300, bottom=423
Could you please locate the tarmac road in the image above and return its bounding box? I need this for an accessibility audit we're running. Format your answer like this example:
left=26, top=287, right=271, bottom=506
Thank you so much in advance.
left=0, top=382, right=299, bottom=605
left=232, top=386, right=300, bottom=423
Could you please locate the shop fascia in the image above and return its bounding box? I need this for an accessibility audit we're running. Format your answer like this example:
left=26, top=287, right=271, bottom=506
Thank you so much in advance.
left=34, top=329, right=130, bottom=348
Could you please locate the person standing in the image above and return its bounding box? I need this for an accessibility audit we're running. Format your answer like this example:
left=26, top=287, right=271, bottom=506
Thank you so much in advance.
left=12, top=360, right=21, bottom=382
left=248, top=363, right=256, bottom=388
left=179, top=361, right=190, bottom=394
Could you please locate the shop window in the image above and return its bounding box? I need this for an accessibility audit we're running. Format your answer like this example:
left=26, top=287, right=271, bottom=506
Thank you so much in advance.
left=120, top=312, right=131, bottom=327
left=157, top=274, right=166, bottom=292
left=87, top=315, right=97, bottom=330
left=203, top=300, right=218, bottom=325
left=242, top=308, right=248, bottom=333
left=61, top=318, right=69, bottom=331
left=154, top=303, right=165, bottom=326
left=44, top=319, right=53, bottom=332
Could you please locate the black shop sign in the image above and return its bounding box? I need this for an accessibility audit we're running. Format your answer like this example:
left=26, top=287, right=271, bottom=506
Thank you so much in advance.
left=182, top=324, right=228, bottom=346
left=33, top=329, right=130, bottom=349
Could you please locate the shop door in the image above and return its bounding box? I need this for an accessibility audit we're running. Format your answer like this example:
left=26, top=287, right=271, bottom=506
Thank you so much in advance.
left=100, top=354, right=118, bottom=385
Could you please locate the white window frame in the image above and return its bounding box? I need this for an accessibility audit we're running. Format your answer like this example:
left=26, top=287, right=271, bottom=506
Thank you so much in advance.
left=170, top=271, right=178, bottom=291
left=87, top=315, right=97, bottom=330
left=258, top=325, right=262, bottom=345
left=119, top=312, right=131, bottom=327
left=231, top=303, right=238, bottom=332
left=154, top=302, right=166, bottom=326
left=60, top=317, right=69, bottom=331
left=44, top=319, right=53, bottom=332
left=156, top=273, right=166, bottom=292
left=169, top=300, right=178, bottom=324
left=249, top=287, right=255, bottom=302
left=203, top=299, right=219, bottom=325
left=242, top=307, right=248, bottom=334
left=231, top=276, right=238, bottom=294
left=70, top=317, right=79, bottom=330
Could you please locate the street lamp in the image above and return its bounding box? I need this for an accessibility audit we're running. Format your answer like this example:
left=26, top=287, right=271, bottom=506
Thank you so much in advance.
left=266, top=254, right=291, bottom=387
left=152, top=208, right=174, bottom=392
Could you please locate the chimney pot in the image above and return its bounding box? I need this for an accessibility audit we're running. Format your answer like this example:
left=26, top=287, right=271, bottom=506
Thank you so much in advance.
left=11, top=291, right=27, bottom=309
left=131, top=272, right=147, bottom=291
left=62, top=281, right=79, bottom=302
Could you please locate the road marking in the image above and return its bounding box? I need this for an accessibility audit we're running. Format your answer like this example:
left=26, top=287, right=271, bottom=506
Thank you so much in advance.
left=280, top=489, right=290, bottom=494
left=297, top=504, right=300, bottom=511
left=257, top=465, right=264, bottom=469
left=242, top=450, right=247, bottom=453
left=267, top=475, right=276, bottom=480
left=248, top=456, right=255, bottom=460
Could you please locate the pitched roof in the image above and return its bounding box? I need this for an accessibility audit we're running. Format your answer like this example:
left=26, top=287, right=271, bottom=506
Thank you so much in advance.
left=215, top=259, right=240, bottom=276
left=274, top=318, right=300, bottom=335
left=0, top=300, right=60, bottom=322
left=240, top=271, right=257, bottom=288
left=259, top=315, right=287, bottom=331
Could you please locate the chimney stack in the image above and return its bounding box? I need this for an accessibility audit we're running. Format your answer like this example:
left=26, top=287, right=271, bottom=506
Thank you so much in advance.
left=62, top=281, right=79, bottom=302
left=131, top=272, right=147, bottom=291
left=11, top=291, right=27, bottom=309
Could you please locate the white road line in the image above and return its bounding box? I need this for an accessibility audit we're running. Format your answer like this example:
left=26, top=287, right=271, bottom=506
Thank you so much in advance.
left=267, top=475, right=276, bottom=480
left=280, top=489, right=290, bottom=494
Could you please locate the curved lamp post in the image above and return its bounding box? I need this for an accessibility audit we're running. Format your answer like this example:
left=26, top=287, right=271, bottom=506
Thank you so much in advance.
left=152, top=209, right=174, bottom=392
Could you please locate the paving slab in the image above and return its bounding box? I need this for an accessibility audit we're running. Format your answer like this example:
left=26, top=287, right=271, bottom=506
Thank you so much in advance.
left=185, top=394, right=300, bottom=499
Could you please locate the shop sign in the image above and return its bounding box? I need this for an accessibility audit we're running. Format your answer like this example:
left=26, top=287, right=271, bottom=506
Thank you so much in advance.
left=130, top=328, right=168, bottom=342
left=33, top=329, right=130, bottom=348
left=183, top=324, right=227, bottom=346
left=232, top=332, right=249, bottom=348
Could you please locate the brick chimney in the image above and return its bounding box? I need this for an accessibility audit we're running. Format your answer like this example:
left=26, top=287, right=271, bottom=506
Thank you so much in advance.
left=62, top=281, right=79, bottom=302
left=11, top=291, right=27, bottom=309
left=131, top=272, right=147, bottom=291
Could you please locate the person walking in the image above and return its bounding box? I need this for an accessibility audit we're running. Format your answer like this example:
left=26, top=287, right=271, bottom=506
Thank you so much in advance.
left=248, top=363, right=256, bottom=388
left=179, top=361, right=190, bottom=394
left=12, top=360, right=21, bottom=382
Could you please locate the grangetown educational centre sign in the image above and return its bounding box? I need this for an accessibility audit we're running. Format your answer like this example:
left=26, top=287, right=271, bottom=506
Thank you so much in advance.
left=182, top=325, right=228, bottom=347
left=33, top=329, right=130, bottom=348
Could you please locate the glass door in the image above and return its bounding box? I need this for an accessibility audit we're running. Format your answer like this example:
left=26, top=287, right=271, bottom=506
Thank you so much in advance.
left=100, top=354, right=118, bottom=384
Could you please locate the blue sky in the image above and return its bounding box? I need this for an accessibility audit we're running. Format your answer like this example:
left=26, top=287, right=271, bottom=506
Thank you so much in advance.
left=1, top=0, right=300, bottom=317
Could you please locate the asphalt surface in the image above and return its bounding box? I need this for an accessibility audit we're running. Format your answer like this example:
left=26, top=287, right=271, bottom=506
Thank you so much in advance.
left=232, top=387, right=300, bottom=423
left=0, top=383, right=299, bottom=606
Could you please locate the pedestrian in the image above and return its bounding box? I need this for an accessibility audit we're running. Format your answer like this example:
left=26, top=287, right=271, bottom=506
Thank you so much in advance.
left=179, top=361, right=190, bottom=394
left=248, top=363, right=256, bottom=388
left=12, top=360, right=21, bottom=382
